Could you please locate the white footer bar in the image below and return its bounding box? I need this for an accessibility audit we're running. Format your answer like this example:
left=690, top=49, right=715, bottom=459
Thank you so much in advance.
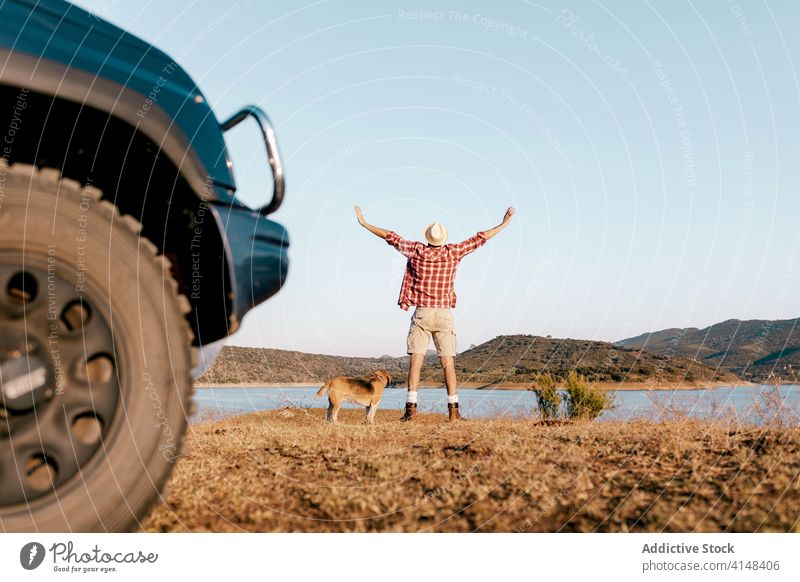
left=1, top=533, right=796, bottom=581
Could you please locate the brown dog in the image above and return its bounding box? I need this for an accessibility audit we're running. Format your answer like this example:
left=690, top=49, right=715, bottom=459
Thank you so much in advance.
left=315, top=370, right=391, bottom=424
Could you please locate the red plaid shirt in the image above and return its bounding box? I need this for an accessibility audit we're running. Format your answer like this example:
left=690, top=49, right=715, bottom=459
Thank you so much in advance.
left=385, top=231, right=487, bottom=310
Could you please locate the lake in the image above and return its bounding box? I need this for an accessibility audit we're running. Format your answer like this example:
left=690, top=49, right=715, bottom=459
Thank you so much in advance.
left=192, top=384, right=800, bottom=425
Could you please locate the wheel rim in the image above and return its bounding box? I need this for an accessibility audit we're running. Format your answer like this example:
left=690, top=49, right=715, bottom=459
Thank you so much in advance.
left=0, top=253, right=120, bottom=507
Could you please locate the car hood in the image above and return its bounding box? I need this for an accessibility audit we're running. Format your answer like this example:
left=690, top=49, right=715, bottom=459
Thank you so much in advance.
left=0, top=0, right=235, bottom=188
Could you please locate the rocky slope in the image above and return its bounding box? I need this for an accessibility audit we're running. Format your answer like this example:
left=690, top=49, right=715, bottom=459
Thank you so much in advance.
left=617, top=318, right=800, bottom=382
left=198, top=334, right=739, bottom=386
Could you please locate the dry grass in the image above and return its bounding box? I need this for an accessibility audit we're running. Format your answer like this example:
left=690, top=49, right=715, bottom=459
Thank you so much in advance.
left=142, top=408, right=800, bottom=533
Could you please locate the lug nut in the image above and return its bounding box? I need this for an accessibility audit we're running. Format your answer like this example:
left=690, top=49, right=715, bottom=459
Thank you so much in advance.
left=61, top=301, right=90, bottom=332
left=72, top=414, right=103, bottom=446
left=76, top=355, right=115, bottom=385
left=25, top=455, right=57, bottom=493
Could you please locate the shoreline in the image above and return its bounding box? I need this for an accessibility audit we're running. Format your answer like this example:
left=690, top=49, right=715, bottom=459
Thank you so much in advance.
left=194, top=380, right=758, bottom=391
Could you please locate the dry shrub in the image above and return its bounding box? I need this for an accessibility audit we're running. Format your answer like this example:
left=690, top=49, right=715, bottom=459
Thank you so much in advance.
left=748, top=374, right=799, bottom=428
left=531, top=372, right=561, bottom=419
left=563, top=371, right=614, bottom=420
left=646, top=391, right=691, bottom=421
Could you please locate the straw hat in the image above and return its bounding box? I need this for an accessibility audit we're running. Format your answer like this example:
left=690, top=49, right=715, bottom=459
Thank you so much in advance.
left=424, top=222, right=448, bottom=246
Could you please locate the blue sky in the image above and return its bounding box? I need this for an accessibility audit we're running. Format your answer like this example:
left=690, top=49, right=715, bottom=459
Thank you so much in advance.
left=73, top=0, right=800, bottom=356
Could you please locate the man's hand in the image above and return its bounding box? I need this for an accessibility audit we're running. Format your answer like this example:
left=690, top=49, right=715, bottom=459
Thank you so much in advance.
left=482, top=206, right=516, bottom=240
left=354, top=204, right=389, bottom=239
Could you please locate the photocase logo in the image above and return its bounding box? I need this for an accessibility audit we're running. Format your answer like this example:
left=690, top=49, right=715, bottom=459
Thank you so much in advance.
left=20, top=542, right=46, bottom=570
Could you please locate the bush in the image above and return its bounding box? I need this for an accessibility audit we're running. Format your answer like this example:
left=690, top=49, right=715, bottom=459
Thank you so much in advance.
left=563, top=371, right=614, bottom=420
left=748, top=374, right=799, bottom=428
left=531, top=372, right=561, bottom=419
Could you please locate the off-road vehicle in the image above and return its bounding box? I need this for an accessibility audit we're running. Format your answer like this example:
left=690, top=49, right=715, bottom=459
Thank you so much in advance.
left=0, top=0, right=288, bottom=531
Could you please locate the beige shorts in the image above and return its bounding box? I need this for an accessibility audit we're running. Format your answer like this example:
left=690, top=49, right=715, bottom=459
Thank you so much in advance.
left=407, top=307, right=457, bottom=357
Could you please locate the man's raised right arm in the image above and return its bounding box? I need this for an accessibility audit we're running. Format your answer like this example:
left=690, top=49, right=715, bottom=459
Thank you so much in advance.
left=355, top=205, right=389, bottom=239
left=356, top=205, right=417, bottom=257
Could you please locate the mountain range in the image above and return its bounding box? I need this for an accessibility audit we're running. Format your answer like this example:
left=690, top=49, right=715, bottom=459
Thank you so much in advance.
left=616, top=317, right=799, bottom=382
left=198, top=333, right=739, bottom=387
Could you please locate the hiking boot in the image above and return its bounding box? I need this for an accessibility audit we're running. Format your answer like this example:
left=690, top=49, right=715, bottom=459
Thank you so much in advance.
left=400, top=403, right=417, bottom=422
left=448, top=402, right=462, bottom=421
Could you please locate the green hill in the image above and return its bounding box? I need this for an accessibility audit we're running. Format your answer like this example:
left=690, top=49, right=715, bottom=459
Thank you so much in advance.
left=617, top=317, right=800, bottom=382
left=198, top=334, right=739, bottom=386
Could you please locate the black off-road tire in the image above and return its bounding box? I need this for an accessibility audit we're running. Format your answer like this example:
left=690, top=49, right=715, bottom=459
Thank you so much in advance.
left=0, top=163, right=194, bottom=532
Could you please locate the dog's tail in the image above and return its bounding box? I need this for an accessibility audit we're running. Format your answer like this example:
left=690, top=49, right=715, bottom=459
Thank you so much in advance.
left=315, top=379, right=333, bottom=399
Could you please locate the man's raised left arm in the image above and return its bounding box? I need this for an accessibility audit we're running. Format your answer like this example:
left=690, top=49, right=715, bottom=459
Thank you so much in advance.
left=481, top=207, right=515, bottom=240
left=452, top=207, right=515, bottom=258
